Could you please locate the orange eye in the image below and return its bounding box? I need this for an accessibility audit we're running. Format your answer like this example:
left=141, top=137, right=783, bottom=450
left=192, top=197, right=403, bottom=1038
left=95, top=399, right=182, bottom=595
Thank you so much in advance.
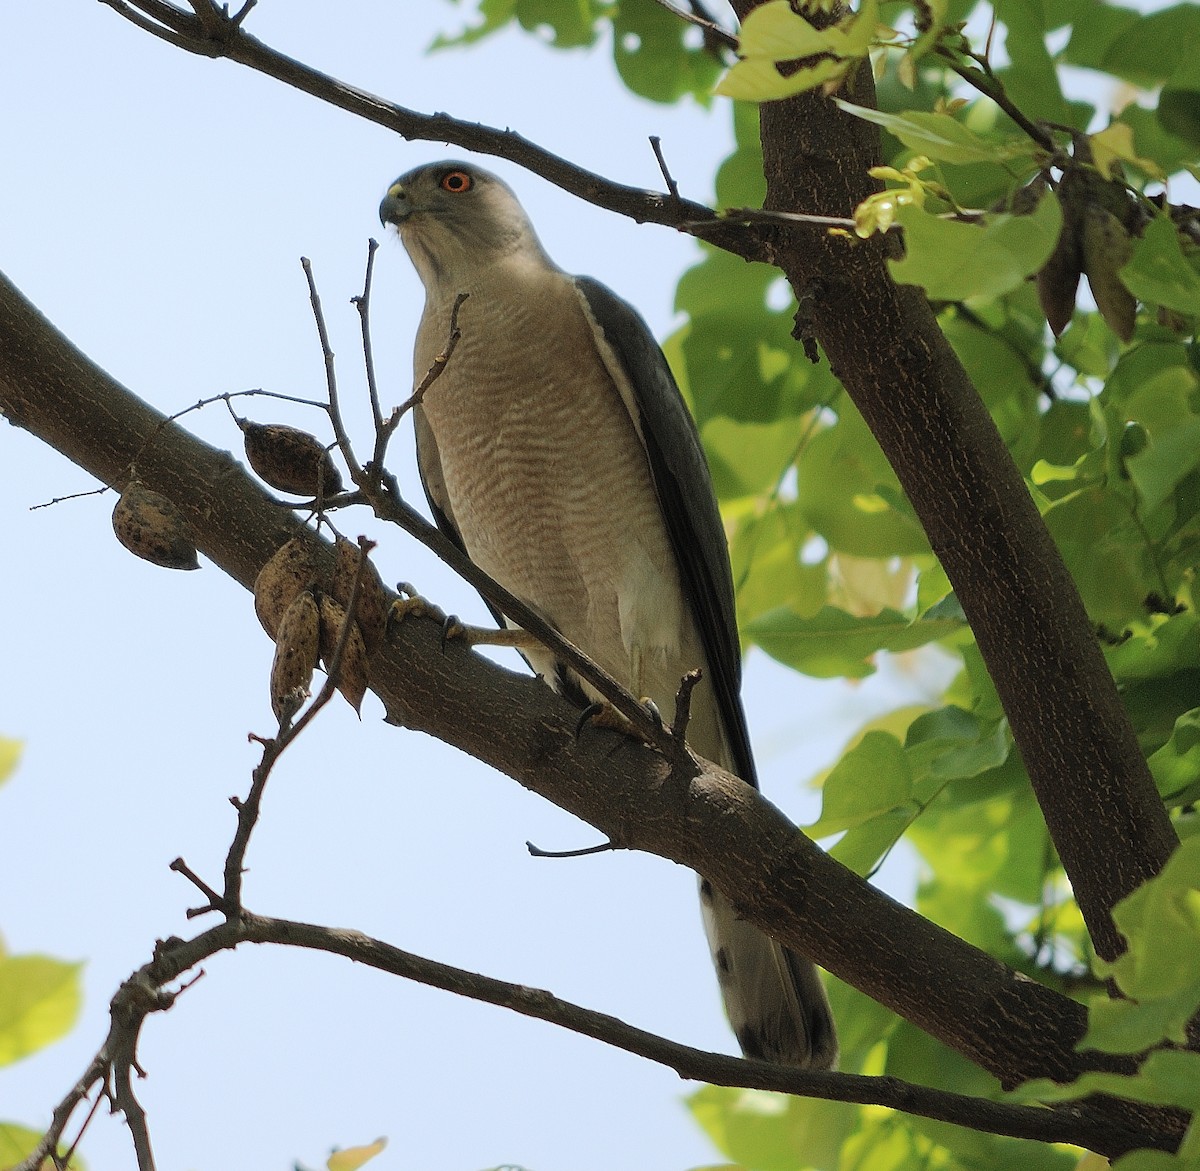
left=440, top=170, right=473, bottom=194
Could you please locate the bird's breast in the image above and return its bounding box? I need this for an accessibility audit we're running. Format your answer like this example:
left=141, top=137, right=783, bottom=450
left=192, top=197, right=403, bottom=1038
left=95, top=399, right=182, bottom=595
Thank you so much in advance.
left=414, top=270, right=695, bottom=702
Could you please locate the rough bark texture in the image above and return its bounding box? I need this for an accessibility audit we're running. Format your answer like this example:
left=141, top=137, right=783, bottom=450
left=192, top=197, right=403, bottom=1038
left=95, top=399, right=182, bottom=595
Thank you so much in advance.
left=0, top=269, right=1186, bottom=1154
left=728, top=34, right=1179, bottom=965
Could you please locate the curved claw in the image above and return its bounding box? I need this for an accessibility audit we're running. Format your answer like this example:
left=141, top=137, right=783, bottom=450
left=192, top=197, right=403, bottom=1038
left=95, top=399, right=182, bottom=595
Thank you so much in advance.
left=642, top=698, right=664, bottom=730
left=574, top=701, right=606, bottom=741
left=441, top=614, right=465, bottom=650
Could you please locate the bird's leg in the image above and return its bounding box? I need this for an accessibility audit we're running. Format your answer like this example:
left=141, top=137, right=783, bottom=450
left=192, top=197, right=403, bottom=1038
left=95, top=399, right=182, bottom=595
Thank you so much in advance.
left=388, top=585, right=539, bottom=651
left=574, top=643, right=663, bottom=742
left=445, top=623, right=540, bottom=651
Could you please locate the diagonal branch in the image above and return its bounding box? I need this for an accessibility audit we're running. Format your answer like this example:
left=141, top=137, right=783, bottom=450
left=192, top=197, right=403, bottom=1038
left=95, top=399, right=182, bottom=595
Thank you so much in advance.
left=727, top=0, right=1178, bottom=967
left=18, top=897, right=1170, bottom=1171
left=0, top=267, right=1185, bottom=1152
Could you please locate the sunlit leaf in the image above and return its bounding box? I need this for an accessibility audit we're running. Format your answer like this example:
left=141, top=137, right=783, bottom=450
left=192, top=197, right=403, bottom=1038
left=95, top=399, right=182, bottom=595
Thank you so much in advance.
left=835, top=102, right=1040, bottom=165
left=1121, top=215, right=1200, bottom=316
left=0, top=955, right=83, bottom=1067
left=745, top=605, right=964, bottom=679
left=0, top=738, right=21, bottom=788
left=889, top=193, right=1062, bottom=301
left=327, top=1137, right=387, bottom=1171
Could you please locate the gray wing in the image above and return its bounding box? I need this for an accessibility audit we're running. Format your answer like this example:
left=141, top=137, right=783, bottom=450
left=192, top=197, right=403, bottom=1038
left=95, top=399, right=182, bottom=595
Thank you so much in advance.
left=574, top=275, right=758, bottom=788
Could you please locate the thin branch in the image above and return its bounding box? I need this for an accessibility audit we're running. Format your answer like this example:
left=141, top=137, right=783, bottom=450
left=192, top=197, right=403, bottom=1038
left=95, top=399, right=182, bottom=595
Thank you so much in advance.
left=42, top=907, right=1171, bottom=1160
left=651, top=0, right=740, bottom=52
left=101, top=1, right=758, bottom=259
left=301, top=256, right=364, bottom=486
left=97, top=0, right=208, bottom=53
left=526, top=839, right=617, bottom=859
left=352, top=239, right=384, bottom=435
left=649, top=136, right=680, bottom=201
left=934, top=47, right=1058, bottom=154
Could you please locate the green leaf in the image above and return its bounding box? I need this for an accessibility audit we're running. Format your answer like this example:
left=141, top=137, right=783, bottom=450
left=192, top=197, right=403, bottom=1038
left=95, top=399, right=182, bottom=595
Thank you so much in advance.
left=328, top=1137, right=388, bottom=1171
left=810, top=731, right=914, bottom=836
left=1041, top=485, right=1154, bottom=625
left=829, top=805, right=917, bottom=875
left=0, top=955, right=83, bottom=1066
left=736, top=0, right=841, bottom=60
left=0, top=1123, right=56, bottom=1170
left=905, top=707, right=1012, bottom=781
left=835, top=102, right=1040, bottom=166
left=744, top=605, right=964, bottom=679
left=1078, top=837, right=1200, bottom=1052
left=716, top=57, right=848, bottom=102
left=994, top=0, right=1070, bottom=124
left=0, top=738, right=20, bottom=788
left=1121, top=215, right=1200, bottom=317
left=611, top=0, right=723, bottom=104
left=716, top=0, right=878, bottom=101
left=729, top=502, right=829, bottom=625
left=688, top=1085, right=858, bottom=1171
left=432, top=0, right=603, bottom=49
left=1120, top=358, right=1200, bottom=515
left=796, top=405, right=930, bottom=557
left=890, top=194, right=1063, bottom=301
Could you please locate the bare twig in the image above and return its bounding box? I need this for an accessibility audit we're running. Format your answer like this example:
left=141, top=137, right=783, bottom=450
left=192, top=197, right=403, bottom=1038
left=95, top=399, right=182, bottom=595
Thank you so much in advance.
left=169, top=856, right=224, bottom=915
left=649, top=136, right=680, bottom=201
left=352, top=239, right=385, bottom=435
left=718, top=206, right=862, bottom=230
left=526, top=839, right=618, bottom=859
left=301, top=256, right=364, bottom=487
left=650, top=0, right=740, bottom=52
left=669, top=668, right=703, bottom=762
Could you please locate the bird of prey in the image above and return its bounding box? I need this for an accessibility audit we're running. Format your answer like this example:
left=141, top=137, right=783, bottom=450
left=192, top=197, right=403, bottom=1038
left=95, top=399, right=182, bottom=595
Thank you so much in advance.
left=379, top=160, right=837, bottom=1068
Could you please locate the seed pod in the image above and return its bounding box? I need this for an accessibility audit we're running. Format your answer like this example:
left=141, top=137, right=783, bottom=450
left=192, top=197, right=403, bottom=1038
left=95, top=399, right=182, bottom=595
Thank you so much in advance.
left=331, top=536, right=388, bottom=654
left=318, top=595, right=369, bottom=715
left=239, top=420, right=344, bottom=498
left=271, top=589, right=320, bottom=722
left=253, top=536, right=324, bottom=638
left=1036, top=196, right=1083, bottom=338
left=112, top=481, right=200, bottom=571
left=1081, top=204, right=1137, bottom=344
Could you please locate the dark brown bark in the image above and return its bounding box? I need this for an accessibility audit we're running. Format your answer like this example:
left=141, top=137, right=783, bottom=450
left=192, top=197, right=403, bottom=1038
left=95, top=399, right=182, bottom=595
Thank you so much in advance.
left=0, top=269, right=1185, bottom=1154
left=723, top=25, right=1179, bottom=964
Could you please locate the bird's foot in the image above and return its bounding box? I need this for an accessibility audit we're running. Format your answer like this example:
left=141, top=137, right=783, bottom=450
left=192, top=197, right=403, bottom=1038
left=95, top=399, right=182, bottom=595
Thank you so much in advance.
left=574, top=697, right=663, bottom=743
left=388, top=585, right=537, bottom=652
left=388, top=583, right=446, bottom=628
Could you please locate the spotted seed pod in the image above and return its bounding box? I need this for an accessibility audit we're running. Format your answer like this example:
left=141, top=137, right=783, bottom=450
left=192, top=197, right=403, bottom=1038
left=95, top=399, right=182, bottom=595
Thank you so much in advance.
left=254, top=537, right=323, bottom=639
left=1081, top=204, right=1137, bottom=343
left=331, top=536, right=388, bottom=654
left=318, top=595, right=369, bottom=715
left=239, top=420, right=344, bottom=498
left=270, top=589, right=320, bottom=722
left=111, top=480, right=200, bottom=571
left=1036, top=192, right=1084, bottom=338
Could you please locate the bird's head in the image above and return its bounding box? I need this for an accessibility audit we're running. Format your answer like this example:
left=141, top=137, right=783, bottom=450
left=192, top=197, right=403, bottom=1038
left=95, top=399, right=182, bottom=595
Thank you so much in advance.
left=378, top=161, right=547, bottom=289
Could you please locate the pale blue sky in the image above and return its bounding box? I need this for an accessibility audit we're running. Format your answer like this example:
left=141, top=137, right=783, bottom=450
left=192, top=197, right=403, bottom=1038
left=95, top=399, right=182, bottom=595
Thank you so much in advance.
left=0, top=5, right=933, bottom=1170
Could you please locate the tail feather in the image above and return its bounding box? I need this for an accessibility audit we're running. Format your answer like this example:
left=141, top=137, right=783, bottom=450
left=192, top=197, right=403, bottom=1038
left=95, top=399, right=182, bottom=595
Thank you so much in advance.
left=699, top=878, right=838, bottom=1068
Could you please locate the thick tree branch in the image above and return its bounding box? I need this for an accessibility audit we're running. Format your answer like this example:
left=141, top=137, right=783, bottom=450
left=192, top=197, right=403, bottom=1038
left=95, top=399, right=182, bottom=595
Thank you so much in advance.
left=727, top=1, right=1178, bottom=965
left=0, top=270, right=1185, bottom=1153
